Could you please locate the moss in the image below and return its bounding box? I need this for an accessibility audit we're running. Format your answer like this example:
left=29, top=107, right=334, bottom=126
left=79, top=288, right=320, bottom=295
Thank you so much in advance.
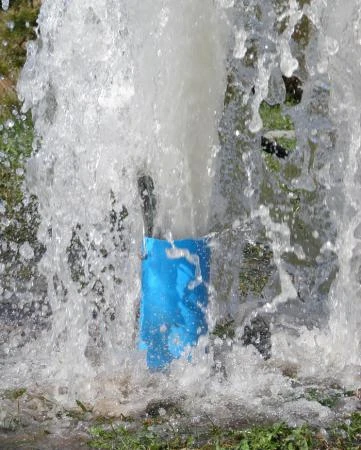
left=239, top=242, right=273, bottom=298
left=284, top=163, right=302, bottom=180
left=279, top=183, right=317, bottom=217
left=2, top=195, right=41, bottom=245
left=263, top=153, right=281, bottom=173
left=212, top=318, right=235, bottom=340
left=292, top=14, right=313, bottom=49
left=243, top=40, right=258, bottom=68
left=276, top=136, right=296, bottom=151
left=239, top=271, right=270, bottom=298
left=307, top=140, right=317, bottom=171
left=0, top=90, right=20, bottom=122
left=224, top=73, right=239, bottom=107
left=254, top=4, right=262, bottom=21
left=259, top=102, right=294, bottom=131
left=283, top=79, right=303, bottom=106
left=318, top=266, right=338, bottom=295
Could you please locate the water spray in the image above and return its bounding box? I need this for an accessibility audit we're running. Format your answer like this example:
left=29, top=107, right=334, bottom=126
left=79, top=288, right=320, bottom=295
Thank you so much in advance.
left=137, top=175, right=211, bottom=370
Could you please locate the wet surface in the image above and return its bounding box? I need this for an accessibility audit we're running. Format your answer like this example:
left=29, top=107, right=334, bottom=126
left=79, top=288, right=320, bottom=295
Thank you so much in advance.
left=0, top=433, right=89, bottom=450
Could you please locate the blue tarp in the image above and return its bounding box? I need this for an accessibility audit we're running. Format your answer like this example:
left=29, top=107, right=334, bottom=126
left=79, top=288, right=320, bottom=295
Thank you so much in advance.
left=139, top=237, right=210, bottom=370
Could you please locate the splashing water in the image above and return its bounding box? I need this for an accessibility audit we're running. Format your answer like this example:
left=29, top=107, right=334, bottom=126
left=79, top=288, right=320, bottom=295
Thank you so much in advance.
left=1, top=0, right=9, bottom=12
left=1, top=0, right=361, bottom=430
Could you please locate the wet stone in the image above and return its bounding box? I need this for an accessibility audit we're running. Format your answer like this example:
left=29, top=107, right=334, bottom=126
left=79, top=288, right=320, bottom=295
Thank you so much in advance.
left=241, top=316, right=272, bottom=360
left=145, top=398, right=183, bottom=418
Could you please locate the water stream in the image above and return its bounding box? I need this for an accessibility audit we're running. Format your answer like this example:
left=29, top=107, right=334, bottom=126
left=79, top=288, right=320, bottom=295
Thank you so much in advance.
left=1, top=0, right=361, bottom=434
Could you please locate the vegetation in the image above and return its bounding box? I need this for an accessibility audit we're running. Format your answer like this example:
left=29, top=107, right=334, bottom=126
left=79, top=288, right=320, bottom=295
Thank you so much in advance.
left=0, top=110, right=43, bottom=287
left=88, top=412, right=361, bottom=449
left=0, top=0, right=39, bottom=82
left=259, top=103, right=294, bottom=132
left=259, top=102, right=296, bottom=154
left=212, top=317, right=235, bottom=340
left=239, top=242, right=273, bottom=298
left=2, top=387, right=27, bottom=400
left=0, top=1, right=41, bottom=254
left=0, top=113, right=34, bottom=207
left=0, top=0, right=40, bottom=209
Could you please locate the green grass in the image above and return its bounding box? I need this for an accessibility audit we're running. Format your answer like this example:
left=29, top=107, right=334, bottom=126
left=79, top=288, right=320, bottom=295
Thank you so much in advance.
left=235, top=423, right=313, bottom=450
left=89, top=425, right=172, bottom=450
left=87, top=412, right=361, bottom=449
left=304, top=387, right=355, bottom=409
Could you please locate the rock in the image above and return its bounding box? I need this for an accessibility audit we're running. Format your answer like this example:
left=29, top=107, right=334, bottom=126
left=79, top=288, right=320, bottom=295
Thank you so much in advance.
left=241, top=315, right=272, bottom=360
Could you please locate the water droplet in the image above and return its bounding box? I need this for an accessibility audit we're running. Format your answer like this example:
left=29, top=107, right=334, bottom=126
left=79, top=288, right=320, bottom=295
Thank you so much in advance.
left=1, top=0, right=9, bottom=11
left=234, top=29, right=247, bottom=59
left=5, top=119, right=14, bottom=129
left=19, top=242, right=34, bottom=260
left=158, top=407, right=166, bottom=416
left=326, top=36, right=339, bottom=56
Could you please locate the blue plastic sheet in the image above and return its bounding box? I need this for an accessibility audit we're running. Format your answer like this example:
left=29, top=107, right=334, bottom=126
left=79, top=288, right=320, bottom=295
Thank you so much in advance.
left=139, top=237, right=210, bottom=370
